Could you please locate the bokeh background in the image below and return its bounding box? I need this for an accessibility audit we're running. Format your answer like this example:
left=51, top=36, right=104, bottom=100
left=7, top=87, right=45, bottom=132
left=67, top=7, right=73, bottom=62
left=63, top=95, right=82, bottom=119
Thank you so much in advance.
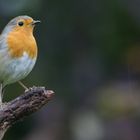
left=1, top=0, right=140, bottom=140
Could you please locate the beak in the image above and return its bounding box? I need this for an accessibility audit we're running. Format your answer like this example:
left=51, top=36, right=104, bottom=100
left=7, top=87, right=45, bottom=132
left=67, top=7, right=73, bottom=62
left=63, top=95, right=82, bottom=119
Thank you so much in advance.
left=32, top=20, right=41, bottom=25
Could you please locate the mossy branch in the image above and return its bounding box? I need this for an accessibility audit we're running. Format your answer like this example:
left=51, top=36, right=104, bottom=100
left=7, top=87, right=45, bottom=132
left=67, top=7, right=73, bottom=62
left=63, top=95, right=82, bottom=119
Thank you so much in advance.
left=0, top=86, right=54, bottom=140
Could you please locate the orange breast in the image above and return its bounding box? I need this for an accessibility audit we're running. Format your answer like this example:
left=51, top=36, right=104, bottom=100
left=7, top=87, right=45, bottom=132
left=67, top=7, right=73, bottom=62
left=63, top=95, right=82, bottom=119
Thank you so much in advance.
left=7, top=27, right=37, bottom=59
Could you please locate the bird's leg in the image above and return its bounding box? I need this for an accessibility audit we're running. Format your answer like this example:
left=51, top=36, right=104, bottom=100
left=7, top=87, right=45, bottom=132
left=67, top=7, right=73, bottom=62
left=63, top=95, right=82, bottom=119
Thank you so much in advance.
left=18, top=81, right=28, bottom=91
left=0, top=83, right=3, bottom=104
left=0, top=83, right=3, bottom=109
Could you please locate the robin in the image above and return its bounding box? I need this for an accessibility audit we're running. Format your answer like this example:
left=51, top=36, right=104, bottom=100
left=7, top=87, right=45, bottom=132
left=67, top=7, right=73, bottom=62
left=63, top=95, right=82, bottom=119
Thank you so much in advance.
left=0, top=15, right=40, bottom=104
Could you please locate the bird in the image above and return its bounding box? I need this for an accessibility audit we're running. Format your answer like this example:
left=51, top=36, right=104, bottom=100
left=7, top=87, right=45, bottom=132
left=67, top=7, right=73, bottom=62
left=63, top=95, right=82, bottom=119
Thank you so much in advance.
left=0, top=15, right=40, bottom=104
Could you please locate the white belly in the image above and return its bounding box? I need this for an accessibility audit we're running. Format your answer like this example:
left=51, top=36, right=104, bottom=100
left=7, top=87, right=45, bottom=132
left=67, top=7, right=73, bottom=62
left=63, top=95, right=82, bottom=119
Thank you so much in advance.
left=0, top=51, right=36, bottom=86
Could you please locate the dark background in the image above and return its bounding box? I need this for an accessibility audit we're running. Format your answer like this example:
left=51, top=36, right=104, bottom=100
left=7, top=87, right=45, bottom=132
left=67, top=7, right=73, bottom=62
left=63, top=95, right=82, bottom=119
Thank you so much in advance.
left=1, top=0, right=140, bottom=140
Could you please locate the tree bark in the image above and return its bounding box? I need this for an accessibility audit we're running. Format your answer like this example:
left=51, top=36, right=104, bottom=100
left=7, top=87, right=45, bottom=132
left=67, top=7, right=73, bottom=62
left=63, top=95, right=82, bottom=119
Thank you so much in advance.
left=0, top=86, right=54, bottom=140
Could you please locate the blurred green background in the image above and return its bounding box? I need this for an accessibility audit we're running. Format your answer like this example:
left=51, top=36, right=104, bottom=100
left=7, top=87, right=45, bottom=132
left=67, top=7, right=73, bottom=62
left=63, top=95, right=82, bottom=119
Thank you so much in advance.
left=1, top=0, right=140, bottom=140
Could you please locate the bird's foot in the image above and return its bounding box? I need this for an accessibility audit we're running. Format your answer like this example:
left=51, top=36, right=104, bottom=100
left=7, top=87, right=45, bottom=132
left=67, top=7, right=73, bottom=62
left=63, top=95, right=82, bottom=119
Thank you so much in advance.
left=24, top=86, right=45, bottom=93
left=0, top=103, right=7, bottom=110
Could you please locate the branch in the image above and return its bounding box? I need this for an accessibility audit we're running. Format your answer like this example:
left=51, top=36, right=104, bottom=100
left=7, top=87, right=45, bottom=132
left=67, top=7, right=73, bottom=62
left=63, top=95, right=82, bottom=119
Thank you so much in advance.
left=0, top=86, right=55, bottom=140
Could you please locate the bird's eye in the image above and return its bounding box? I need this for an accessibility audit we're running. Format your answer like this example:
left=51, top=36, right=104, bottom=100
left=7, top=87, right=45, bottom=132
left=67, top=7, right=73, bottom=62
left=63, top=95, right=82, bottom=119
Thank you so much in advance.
left=18, top=21, right=24, bottom=26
